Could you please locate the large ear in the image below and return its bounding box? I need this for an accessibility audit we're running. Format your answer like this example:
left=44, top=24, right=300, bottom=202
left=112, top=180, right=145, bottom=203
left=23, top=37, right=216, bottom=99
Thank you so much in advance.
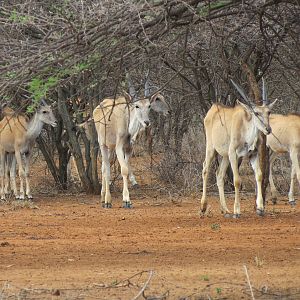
left=236, top=99, right=252, bottom=114
left=123, top=90, right=132, bottom=103
left=150, top=92, right=169, bottom=114
left=268, top=98, right=278, bottom=110
left=1, top=102, right=8, bottom=110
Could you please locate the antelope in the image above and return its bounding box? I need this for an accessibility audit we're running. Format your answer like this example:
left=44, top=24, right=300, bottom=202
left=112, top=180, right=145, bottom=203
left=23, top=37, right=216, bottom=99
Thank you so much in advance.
left=267, top=113, right=300, bottom=206
left=68, top=93, right=170, bottom=186
left=0, top=104, right=16, bottom=195
left=93, top=78, right=168, bottom=208
left=200, top=80, right=277, bottom=217
left=0, top=100, right=57, bottom=200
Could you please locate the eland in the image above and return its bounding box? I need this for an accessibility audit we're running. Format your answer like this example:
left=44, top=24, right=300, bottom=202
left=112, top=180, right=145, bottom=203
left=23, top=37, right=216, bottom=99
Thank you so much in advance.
left=93, top=76, right=169, bottom=208
left=267, top=113, right=300, bottom=206
left=0, top=100, right=57, bottom=200
left=200, top=80, right=277, bottom=217
left=67, top=92, right=169, bottom=186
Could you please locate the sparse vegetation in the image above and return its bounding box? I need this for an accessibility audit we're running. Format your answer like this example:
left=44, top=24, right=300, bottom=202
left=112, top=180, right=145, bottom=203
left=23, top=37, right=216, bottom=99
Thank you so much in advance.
left=211, top=223, right=221, bottom=231
left=201, top=275, right=209, bottom=281
left=254, top=255, right=264, bottom=268
left=10, top=200, right=39, bottom=210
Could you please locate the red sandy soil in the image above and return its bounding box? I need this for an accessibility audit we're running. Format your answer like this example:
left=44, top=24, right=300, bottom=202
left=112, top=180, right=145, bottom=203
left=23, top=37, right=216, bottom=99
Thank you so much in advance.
left=0, top=193, right=299, bottom=300
left=0, top=155, right=299, bottom=299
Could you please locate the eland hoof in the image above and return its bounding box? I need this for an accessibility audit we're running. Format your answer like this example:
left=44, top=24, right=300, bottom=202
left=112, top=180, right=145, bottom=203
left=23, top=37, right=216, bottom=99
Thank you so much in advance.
left=122, top=202, right=132, bottom=209
left=199, top=210, right=206, bottom=217
left=200, top=205, right=207, bottom=214
left=132, top=183, right=140, bottom=189
left=233, top=214, right=241, bottom=219
left=102, top=202, right=112, bottom=209
left=224, top=213, right=232, bottom=218
left=271, top=198, right=277, bottom=205
left=256, top=209, right=264, bottom=216
left=289, top=200, right=296, bottom=207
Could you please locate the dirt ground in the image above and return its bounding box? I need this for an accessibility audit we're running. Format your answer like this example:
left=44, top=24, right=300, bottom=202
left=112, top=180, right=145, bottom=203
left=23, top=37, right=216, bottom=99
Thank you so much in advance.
left=0, top=193, right=299, bottom=300
left=0, top=157, right=299, bottom=300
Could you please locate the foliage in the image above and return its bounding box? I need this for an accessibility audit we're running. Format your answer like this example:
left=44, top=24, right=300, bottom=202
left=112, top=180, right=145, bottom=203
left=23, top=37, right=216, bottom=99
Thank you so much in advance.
left=0, top=0, right=298, bottom=191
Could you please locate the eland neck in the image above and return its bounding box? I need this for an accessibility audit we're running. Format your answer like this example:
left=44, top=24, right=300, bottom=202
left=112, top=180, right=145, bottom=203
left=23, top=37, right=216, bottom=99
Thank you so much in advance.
left=26, top=113, right=44, bottom=141
left=245, top=114, right=260, bottom=149
left=128, top=106, right=143, bottom=138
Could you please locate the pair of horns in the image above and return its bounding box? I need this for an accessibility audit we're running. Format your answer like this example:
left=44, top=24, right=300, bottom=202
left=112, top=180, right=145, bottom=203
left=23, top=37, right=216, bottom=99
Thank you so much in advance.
left=126, top=70, right=151, bottom=98
left=231, top=78, right=268, bottom=105
left=40, top=99, right=57, bottom=108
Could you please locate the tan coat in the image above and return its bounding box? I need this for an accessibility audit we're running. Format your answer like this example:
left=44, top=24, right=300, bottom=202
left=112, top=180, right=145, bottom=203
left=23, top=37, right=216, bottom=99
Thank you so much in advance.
left=267, top=113, right=300, bottom=204
left=201, top=100, right=276, bottom=217
left=93, top=93, right=167, bottom=208
left=0, top=104, right=56, bottom=200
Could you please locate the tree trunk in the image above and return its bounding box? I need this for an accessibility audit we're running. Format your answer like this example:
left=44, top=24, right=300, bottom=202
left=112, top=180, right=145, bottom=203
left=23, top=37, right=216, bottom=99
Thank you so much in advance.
left=242, top=61, right=269, bottom=204
left=57, top=87, right=94, bottom=193
left=36, top=136, right=62, bottom=187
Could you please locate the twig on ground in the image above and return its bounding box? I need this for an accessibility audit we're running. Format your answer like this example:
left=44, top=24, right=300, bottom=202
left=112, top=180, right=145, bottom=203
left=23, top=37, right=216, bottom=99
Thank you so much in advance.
left=131, top=270, right=154, bottom=300
left=243, top=264, right=255, bottom=300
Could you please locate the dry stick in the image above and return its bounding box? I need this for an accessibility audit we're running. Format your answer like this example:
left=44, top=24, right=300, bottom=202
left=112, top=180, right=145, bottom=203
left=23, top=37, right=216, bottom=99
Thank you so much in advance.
left=131, top=270, right=154, bottom=300
left=243, top=265, right=255, bottom=300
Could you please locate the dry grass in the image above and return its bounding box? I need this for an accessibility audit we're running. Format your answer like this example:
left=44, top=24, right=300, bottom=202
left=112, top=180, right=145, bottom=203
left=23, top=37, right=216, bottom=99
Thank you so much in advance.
left=254, top=254, right=264, bottom=268
left=9, top=200, right=39, bottom=210
left=154, top=127, right=205, bottom=194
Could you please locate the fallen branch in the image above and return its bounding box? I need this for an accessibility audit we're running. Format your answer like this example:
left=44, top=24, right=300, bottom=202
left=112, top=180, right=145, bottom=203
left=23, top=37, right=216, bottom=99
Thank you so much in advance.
left=243, top=265, right=255, bottom=300
left=131, top=270, right=154, bottom=300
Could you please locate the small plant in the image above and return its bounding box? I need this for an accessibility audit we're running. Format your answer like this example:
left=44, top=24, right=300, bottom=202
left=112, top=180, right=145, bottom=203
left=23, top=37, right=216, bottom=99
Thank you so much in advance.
left=9, top=9, right=31, bottom=23
left=111, top=279, right=118, bottom=286
left=216, top=287, right=222, bottom=294
left=201, top=275, right=209, bottom=281
left=211, top=223, right=220, bottom=230
left=254, top=255, right=264, bottom=268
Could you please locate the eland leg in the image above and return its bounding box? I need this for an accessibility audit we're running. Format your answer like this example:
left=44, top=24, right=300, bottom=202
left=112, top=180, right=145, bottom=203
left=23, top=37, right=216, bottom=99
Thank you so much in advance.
left=4, top=153, right=10, bottom=196
left=229, top=151, right=242, bottom=218
left=269, top=152, right=279, bottom=204
left=250, top=154, right=264, bottom=216
left=288, top=167, right=296, bottom=205
left=216, top=156, right=230, bottom=215
left=116, top=143, right=131, bottom=208
left=128, top=162, right=138, bottom=187
left=200, top=147, right=215, bottom=213
left=15, top=151, right=25, bottom=200
left=100, top=145, right=112, bottom=208
left=0, top=152, right=6, bottom=200
left=289, top=148, right=299, bottom=206
left=9, top=155, right=18, bottom=199
left=24, top=153, right=33, bottom=199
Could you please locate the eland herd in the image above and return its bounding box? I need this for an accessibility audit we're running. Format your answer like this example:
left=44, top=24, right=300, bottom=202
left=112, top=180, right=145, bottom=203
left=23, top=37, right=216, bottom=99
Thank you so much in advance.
left=0, top=76, right=299, bottom=218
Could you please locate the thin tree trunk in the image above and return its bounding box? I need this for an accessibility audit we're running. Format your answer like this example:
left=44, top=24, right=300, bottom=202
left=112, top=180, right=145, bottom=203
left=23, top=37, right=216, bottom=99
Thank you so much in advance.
left=57, top=87, right=93, bottom=193
left=242, top=62, right=269, bottom=204
left=36, top=136, right=62, bottom=187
